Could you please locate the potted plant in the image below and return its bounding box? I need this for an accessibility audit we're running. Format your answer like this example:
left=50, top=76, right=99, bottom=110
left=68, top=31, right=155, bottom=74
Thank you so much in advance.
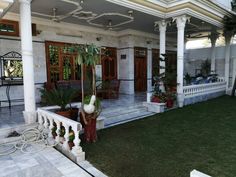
left=69, top=44, right=102, bottom=142
left=41, top=88, right=78, bottom=120
left=184, top=72, right=192, bottom=85
left=151, top=92, right=167, bottom=103
left=201, top=59, right=211, bottom=77
left=165, top=90, right=176, bottom=108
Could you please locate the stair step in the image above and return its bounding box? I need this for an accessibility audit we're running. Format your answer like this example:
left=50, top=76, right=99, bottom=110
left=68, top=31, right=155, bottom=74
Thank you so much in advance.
left=101, top=103, right=144, bottom=114
left=104, top=111, right=154, bottom=127
left=104, top=111, right=155, bottom=128
left=101, top=107, right=147, bottom=118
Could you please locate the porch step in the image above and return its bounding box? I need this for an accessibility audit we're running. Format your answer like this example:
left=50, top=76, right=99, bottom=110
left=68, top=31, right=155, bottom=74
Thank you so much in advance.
left=101, top=104, right=155, bottom=128
left=0, top=123, right=38, bottom=140
left=101, top=106, right=147, bottom=118
left=101, top=103, right=144, bottom=115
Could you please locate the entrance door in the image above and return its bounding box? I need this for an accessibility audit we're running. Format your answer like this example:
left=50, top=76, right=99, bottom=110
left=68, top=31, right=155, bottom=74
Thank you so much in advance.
left=101, top=47, right=117, bottom=81
left=134, top=47, right=147, bottom=92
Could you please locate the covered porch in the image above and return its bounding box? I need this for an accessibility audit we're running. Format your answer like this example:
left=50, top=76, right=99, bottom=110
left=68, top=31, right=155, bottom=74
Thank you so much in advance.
left=0, top=1, right=235, bottom=177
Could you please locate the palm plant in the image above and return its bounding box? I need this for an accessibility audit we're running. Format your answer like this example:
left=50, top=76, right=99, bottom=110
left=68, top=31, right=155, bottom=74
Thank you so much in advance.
left=41, top=88, right=77, bottom=111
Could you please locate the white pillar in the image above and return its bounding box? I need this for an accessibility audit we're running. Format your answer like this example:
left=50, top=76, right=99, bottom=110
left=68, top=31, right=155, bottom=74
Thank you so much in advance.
left=209, top=32, right=218, bottom=73
left=173, top=15, right=190, bottom=107
left=147, top=46, right=152, bottom=92
left=19, top=0, right=36, bottom=124
left=224, top=32, right=232, bottom=90
left=155, top=20, right=167, bottom=75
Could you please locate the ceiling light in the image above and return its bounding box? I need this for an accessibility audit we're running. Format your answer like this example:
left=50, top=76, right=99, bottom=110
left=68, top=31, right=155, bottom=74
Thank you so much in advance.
left=128, top=10, right=133, bottom=17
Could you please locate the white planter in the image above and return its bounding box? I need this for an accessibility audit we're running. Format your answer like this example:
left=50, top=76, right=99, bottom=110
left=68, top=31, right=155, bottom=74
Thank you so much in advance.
left=144, top=102, right=166, bottom=113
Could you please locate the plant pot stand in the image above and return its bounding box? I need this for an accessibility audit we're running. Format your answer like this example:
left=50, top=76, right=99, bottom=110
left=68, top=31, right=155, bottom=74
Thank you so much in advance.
left=80, top=112, right=97, bottom=143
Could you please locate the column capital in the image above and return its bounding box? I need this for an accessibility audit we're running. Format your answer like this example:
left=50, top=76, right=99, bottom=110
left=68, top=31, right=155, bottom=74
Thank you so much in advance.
left=173, top=15, right=190, bottom=29
left=209, top=31, right=219, bottom=44
left=154, top=19, right=169, bottom=32
left=224, top=31, right=233, bottom=44
left=18, top=0, right=32, bottom=4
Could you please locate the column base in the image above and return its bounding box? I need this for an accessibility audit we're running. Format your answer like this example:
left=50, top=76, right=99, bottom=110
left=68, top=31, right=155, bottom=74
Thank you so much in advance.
left=23, top=111, right=37, bottom=124
left=177, top=93, right=184, bottom=108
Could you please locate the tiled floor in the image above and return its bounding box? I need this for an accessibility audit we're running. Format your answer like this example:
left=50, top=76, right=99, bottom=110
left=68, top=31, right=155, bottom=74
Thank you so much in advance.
left=101, top=92, right=146, bottom=109
left=0, top=93, right=146, bottom=129
left=0, top=93, right=147, bottom=177
left=0, top=105, right=25, bottom=129
left=0, top=145, right=91, bottom=177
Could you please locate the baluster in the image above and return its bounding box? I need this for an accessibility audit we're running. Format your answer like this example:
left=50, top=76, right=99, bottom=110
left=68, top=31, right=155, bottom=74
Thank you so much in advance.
left=55, top=120, right=61, bottom=143
left=38, top=112, right=44, bottom=130
left=63, top=123, right=70, bottom=150
left=48, top=117, right=54, bottom=138
left=71, top=124, right=83, bottom=155
left=43, top=115, right=49, bottom=130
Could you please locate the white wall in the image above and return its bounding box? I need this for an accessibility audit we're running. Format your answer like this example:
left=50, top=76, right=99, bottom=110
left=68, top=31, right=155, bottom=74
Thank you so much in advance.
left=0, top=22, right=120, bottom=106
left=0, top=16, right=178, bottom=105
left=185, top=44, right=236, bottom=86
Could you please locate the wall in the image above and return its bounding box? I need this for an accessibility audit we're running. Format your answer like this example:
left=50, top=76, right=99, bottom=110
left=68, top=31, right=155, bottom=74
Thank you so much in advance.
left=0, top=21, right=120, bottom=107
left=117, top=34, right=176, bottom=94
left=185, top=45, right=236, bottom=87
left=0, top=15, right=178, bottom=106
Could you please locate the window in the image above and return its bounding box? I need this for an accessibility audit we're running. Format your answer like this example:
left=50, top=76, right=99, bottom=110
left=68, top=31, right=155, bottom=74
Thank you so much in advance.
left=45, top=41, right=92, bottom=87
left=0, top=51, right=23, bottom=85
left=0, top=20, right=19, bottom=37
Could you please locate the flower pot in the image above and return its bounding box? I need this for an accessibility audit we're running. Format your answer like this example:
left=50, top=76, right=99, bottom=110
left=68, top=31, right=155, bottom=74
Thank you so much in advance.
left=56, top=108, right=78, bottom=121
left=151, top=96, right=160, bottom=103
left=166, top=99, right=174, bottom=108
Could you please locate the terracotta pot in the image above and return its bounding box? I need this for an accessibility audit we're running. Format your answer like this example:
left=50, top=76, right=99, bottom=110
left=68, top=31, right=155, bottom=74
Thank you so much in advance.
left=151, top=96, right=160, bottom=103
left=70, top=108, right=79, bottom=121
left=166, top=99, right=174, bottom=108
left=56, top=108, right=78, bottom=121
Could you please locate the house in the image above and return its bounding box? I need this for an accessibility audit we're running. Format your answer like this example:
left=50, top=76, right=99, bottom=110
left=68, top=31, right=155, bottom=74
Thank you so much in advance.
left=0, top=0, right=235, bottom=124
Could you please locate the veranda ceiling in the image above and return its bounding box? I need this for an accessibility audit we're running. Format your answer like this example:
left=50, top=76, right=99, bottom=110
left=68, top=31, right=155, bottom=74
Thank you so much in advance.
left=8, top=0, right=221, bottom=38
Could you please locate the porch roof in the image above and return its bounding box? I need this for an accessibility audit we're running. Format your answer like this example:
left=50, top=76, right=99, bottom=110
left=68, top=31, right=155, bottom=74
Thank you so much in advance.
left=2, top=0, right=233, bottom=39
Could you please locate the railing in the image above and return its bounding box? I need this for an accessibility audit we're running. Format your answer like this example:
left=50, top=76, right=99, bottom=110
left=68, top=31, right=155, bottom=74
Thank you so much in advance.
left=183, top=81, right=226, bottom=98
left=37, top=108, right=85, bottom=161
left=190, top=170, right=211, bottom=177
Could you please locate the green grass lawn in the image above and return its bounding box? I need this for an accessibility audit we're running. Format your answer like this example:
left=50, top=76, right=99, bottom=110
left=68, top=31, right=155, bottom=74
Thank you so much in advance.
left=82, top=96, right=236, bottom=177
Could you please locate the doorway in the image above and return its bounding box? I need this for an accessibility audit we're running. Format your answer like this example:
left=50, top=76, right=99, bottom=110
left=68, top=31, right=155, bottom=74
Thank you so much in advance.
left=101, top=47, right=117, bottom=81
left=134, top=47, right=147, bottom=92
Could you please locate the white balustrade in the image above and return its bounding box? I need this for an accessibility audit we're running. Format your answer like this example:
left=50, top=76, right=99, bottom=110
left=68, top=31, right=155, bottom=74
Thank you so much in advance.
left=190, top=170, right=211, bottom=177
left=37, top=108, right=85, bottom=161
left=183, top=81, right=226, bottom=98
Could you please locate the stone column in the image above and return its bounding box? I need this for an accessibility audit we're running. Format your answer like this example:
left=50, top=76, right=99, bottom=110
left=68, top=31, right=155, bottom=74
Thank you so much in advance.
left=173, top=15, right=190, bottom=107
left=155, top=20, right=167, bottom=75
left=147, top=46, right=152, bottom=92
left=209, top=32, right=218, bottom=73
left=224, top=32, right=232, bottom=90
left=19, top=0, right=36, bottom=124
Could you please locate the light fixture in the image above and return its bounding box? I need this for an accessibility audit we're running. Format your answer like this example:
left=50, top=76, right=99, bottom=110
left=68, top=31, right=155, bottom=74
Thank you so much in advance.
left=96, top=37, right=102, bottom=41
left=128, top=10, right=133, bottom=17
